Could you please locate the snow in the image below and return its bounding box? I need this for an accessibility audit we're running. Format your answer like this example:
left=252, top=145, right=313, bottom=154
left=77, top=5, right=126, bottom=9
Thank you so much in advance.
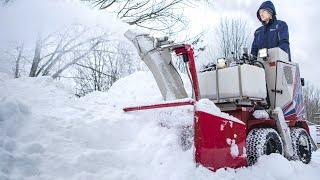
left=0, top=0, right=319, bottom=178
left=1, top=72, right=319, bottom=180
left=253, top=110, right=270, bottom=119
left=226, top=138, right=240, bottom=158
left=196, top=99, right=245, bottom=125
left=101, top=71, right=163, bottom=107
left=0, top=72, right=193, bottom=180
left=309, top=125, right=320, bottom=144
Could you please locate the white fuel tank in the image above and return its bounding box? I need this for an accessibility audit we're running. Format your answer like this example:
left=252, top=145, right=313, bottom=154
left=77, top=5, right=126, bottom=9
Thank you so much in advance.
left=198, top=64, right=267, bottom=101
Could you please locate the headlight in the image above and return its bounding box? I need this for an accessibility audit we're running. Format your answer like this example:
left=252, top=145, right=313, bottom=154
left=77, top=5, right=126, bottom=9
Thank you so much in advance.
left=258, top=48, right=268, bottom=59
left=217, top=58, right=227, bottom=68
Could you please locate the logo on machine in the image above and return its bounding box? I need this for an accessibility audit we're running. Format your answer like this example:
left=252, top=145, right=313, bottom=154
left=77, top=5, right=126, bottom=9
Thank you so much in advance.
left=282, top=66, right=305, bottom=120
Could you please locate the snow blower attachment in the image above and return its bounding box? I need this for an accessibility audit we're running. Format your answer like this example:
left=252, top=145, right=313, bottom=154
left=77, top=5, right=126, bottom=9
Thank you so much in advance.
left=124, top=30, right=188, bottom=101
left=123, top=30, right=315, bottom=171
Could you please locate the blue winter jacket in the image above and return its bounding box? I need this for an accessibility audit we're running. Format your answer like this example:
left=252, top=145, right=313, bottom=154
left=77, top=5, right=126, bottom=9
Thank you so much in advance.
left=251, top=1, right=291, bottom=60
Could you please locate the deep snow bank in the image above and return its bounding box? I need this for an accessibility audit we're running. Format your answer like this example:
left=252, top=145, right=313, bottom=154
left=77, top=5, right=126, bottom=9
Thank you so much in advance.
left=0, top=72, right=320, bottom=180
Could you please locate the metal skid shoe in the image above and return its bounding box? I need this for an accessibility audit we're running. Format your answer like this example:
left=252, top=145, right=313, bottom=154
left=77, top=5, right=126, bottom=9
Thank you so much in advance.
left=272, top=107, right=294, bottom=158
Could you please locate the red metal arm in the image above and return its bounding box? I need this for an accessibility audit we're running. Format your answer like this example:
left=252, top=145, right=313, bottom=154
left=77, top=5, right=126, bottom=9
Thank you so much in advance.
left=173, top=44, right=200, bottom=101
left=123, top=100, right=195, bottom=112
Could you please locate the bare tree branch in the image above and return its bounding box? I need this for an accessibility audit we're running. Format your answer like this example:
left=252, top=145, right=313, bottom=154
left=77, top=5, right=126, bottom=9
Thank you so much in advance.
left=14, top=44, right=23, bottom=78
left=83, top=0, right=190, bottom=35
left=215, top=17, right=250, bottom=59
left=52, top=40, right=101, bottom=79
left=75, top=62, right=113, bottom=78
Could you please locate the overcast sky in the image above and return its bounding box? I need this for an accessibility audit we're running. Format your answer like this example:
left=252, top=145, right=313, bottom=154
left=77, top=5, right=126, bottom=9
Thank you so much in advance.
left=188, top=0, right=320, bottom=88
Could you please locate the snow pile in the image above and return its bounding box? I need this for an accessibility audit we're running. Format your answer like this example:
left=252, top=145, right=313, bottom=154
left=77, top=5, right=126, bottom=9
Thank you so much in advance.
left=226, top=138, right=240, bottom=158
left=0, top=72, right=10, bottom=82
left=0, top=96, right=30, bottom=137
left=253, top=110, right=270, bottom=119
left=101, top=71, right=163, bottom=107
left=0, top=72, right=320, bottom=180
left=80, top=70, right=192, bottom=107
left=196, top=99, right=245, bottom=124
left=0, top=72, right=195, bottom=180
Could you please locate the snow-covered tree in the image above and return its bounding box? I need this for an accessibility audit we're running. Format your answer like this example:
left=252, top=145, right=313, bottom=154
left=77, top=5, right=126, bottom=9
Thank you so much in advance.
left=17, top=25, right=104, bottom=79
left=215, top=17, right=251, bottom=59
left=72, top=39, right=138, bottom=96
left=304, top=82, right=320, bottom=124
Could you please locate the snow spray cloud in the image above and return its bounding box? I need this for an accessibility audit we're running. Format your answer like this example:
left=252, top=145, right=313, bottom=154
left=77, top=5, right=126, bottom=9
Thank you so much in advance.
left=0, top=0, right=129, bottom=48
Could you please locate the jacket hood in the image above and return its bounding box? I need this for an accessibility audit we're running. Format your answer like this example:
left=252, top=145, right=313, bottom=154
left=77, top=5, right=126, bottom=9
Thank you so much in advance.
left=257, top=1, right=277, bottom=22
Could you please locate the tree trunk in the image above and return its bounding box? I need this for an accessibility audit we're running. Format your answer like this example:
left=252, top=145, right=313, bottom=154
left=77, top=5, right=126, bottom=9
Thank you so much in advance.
left=29, top=39, right=42, bottom=77
left=14, top=45, right=24, bottom=78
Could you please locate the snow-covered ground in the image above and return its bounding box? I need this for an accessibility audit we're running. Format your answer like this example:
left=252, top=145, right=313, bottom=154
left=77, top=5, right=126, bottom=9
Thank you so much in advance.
left=0, top=72, right=320, bottom=180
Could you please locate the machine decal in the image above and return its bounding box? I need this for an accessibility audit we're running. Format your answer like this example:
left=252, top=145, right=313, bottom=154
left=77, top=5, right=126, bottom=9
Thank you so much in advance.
left=283, top=66, right=305, bottom=120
